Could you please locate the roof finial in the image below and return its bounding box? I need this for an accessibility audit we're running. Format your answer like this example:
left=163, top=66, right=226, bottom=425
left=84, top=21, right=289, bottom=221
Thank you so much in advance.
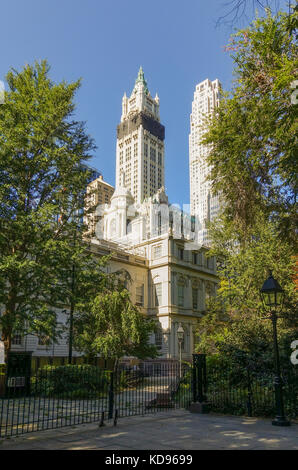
left=134, top=66, right=149, bottom=94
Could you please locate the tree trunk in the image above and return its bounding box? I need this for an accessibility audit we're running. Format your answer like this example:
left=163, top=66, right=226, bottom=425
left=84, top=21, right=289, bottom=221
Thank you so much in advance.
left=113, top=358, right=119, bottom=373
left=2, top=334, right=12, bottom=366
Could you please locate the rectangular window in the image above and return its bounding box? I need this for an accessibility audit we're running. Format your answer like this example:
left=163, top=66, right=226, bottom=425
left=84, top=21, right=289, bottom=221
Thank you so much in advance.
left=153, top=244, right=162, bottom=259
left=136, top=285, right=144, bottom=307
left=178, top=247, right=183, bottom=260
left=155, top=327, right=163, bottom=350
left=178, top=285, right=184, bottom=307
left=150, top=147, right=156, bottom=162
left=119, top=151, right=123, bottom=165
left=144, top=143, right=148, bottom=157
left=126, top=147, right=131, bottom=160
left=134, top=143, right=138, bottom=157
left=12, top=332, right=22, bottom=346
left=192, top=288, right=198, bottom=310
left=157, top=212, right=161, bottom=236
left=192, top=252, right=198, bottom=265
left=207, top=257, right=214, bottom=270
left=155, top=283, right=162, bottom=307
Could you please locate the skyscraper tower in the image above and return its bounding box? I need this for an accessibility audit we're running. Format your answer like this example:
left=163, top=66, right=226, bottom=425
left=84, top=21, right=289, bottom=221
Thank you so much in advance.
left=116, top=67, right=165, bottom=204
left=189, top=78, right=221, bottom=245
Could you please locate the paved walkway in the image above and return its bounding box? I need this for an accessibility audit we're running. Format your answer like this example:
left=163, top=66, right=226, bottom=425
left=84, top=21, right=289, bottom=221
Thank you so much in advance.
left=0, top=410, right=297, bottom=450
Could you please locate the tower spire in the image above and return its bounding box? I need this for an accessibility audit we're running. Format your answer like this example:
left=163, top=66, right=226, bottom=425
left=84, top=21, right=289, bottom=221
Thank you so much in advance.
left=134, top=66, right=149, bottom=95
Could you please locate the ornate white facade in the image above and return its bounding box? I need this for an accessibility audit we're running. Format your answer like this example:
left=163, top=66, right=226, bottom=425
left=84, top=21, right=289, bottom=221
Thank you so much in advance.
left=89, top=71, right=218, bottom=362
left=189, top=78, right=221, bottom=245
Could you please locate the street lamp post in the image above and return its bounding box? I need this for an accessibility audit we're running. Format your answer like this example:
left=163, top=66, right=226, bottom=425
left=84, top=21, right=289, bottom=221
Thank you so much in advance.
left=260, top=271, right=290, bottom=427
left=177, top=324, right=184, bottom=379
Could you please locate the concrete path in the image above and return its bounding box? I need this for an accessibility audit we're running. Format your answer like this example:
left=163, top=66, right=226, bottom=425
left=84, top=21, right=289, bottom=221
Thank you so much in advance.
left=0, top=410, right=297, bottom=450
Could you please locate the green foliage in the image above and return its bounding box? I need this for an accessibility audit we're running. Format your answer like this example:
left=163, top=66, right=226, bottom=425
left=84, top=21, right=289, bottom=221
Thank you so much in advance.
left=196, top=208, right=297, bottom=359
left=0, top=60, right=96, bottom=357
left=203, top=9, right=298, bottom=247
left=206, top=355, right=298, bottom=418
left=195, top=10, right=298, bottom=383
left=33, top=365, right=110, bottom=398
left=73, top=287, right=159, bottom=365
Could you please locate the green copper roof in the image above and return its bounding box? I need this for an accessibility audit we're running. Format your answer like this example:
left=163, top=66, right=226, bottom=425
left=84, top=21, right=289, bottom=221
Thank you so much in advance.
left=134, top=66, right=149, bottom=95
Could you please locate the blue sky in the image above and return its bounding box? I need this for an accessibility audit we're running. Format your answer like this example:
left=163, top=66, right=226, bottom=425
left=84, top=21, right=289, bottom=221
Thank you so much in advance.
left=0, top=0, right=287, bottom=206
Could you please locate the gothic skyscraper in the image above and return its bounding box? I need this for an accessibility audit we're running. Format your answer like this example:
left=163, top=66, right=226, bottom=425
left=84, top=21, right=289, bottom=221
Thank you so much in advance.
left=116, top=67, right=165, bottom=204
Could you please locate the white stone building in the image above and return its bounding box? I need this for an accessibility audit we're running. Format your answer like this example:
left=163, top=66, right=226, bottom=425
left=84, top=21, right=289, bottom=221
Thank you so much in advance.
left=189, top=78, right=222, bottom=245
left=8, top=70, right=218, bottom=366
left=92, top=182, right=217, bottom=363
left=90, top=70, right=218, bottom=363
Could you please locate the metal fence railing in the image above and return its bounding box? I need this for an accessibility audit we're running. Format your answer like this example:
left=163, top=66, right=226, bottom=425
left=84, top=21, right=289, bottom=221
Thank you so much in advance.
left=205, top=359, right=298, bottom=419
left=0, top=362, right=191, bottom=438
left=1, top=357, right=297, bottom=439
left=113, top=363, right=191, bottom=419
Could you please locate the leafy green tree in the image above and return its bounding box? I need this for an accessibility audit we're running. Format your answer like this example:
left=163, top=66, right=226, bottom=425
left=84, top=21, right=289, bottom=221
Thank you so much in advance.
left=204, top=9, right=297, bottom=248
left=73, top=286, right=159, bottom=368
left=0, top=60, right=95, bottom=362
left=53, top=236, right=115, bottom=363
left=195, top=9, right=298, bottom=364
left=195, top=210, right=298, bottom=365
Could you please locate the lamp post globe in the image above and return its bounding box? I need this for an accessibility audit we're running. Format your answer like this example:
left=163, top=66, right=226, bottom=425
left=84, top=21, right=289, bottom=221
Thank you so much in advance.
left=260, top=271, right=284, bottom=310
left=260, top=271, right=290, bottom=427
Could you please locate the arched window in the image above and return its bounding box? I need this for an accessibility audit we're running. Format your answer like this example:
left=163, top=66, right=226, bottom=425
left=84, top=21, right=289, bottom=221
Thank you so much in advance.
left=126, top=219, right=132, bottom=234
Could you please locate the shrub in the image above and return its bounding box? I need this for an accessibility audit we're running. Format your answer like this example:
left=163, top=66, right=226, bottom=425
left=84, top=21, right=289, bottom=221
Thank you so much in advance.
left=32, top=364, right=110, bottom=399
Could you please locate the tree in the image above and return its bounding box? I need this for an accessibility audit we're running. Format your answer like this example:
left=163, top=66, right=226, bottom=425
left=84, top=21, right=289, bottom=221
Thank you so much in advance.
left=195, top=9, right=298, bottom=363
left=204, top=9, right=298, bottom=248
left=0, top=61, right=95, bottom=362
left=195, top=217, right=297, bottom=357
left=53, top=236, right=114, bottom=364
left=73, top=285, right=159, bottom=368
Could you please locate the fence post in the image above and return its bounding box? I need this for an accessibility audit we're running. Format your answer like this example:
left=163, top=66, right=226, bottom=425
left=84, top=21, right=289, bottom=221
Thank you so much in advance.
left=192, top=365, right=197, bottom=403
left=99, top=411, right=105, bottom=427
left=197, top=354, right=207, bottom=402
left=5, top=352, right=32, bottom=398
left=247, top=369, right=253, bottom=417
left=108, top=371, right=114, bottom=420
left=189, top=354, right=209, bottom=414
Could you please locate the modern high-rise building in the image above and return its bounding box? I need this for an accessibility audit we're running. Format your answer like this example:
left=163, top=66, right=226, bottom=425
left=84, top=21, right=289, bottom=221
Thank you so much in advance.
left=189, top=78, right=221, bottom=245
left=116, top=67, right=165, bottom=204
left=84, top=175, right=114, bottom=235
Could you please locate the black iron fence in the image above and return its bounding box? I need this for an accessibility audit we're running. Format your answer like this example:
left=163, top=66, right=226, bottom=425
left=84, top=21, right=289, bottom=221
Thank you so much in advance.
left=0, top=362, right=191, bottom=438
left=205, top=358, right=298, bottom=419
left=1, top=356, right=297, bottom=439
